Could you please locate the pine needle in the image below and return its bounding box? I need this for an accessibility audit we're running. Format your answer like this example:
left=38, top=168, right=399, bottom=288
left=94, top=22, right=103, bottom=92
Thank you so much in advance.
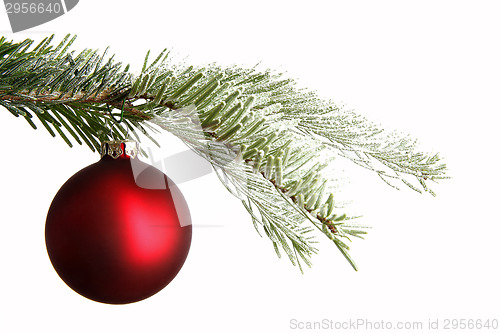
left=0, top=34, right=449, bottom=271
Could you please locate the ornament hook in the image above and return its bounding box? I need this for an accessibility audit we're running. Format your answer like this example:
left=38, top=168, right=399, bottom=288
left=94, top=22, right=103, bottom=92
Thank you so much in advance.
left=107, top=99, right=131, bottom=140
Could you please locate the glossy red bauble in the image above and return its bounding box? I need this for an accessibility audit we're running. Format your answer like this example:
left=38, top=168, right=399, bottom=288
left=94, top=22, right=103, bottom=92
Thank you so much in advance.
left=45, top=141, right=192, bottom=304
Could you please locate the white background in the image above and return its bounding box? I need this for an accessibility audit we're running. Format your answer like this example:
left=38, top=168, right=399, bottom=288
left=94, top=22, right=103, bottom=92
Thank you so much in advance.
left=0, top=1, right=499, bottom=332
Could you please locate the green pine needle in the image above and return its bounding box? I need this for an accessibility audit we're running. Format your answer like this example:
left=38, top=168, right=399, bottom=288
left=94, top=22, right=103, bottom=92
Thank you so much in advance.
left=0, top=34, right=449, bottom=271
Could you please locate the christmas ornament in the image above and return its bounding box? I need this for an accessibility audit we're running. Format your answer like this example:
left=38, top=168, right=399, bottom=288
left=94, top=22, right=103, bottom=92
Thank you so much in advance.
left=45, top=140, right=192, bottom=304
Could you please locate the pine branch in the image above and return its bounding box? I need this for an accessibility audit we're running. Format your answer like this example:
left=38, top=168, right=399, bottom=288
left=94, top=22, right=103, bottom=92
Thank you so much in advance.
left=0, top=34, right=448, bottom=270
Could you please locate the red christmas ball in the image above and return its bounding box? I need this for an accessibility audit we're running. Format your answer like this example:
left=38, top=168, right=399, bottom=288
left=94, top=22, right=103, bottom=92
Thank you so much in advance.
left=45, top=140, right=192, bottom=304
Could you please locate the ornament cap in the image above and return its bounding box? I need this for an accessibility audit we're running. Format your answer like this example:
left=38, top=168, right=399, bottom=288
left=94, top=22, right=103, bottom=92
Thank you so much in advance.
left=101, top=140, right=139, bottom=159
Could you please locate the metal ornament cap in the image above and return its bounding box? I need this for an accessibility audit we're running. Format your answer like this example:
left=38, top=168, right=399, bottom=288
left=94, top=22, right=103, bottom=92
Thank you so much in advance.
left=101, top=140, right=139, bottom=159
